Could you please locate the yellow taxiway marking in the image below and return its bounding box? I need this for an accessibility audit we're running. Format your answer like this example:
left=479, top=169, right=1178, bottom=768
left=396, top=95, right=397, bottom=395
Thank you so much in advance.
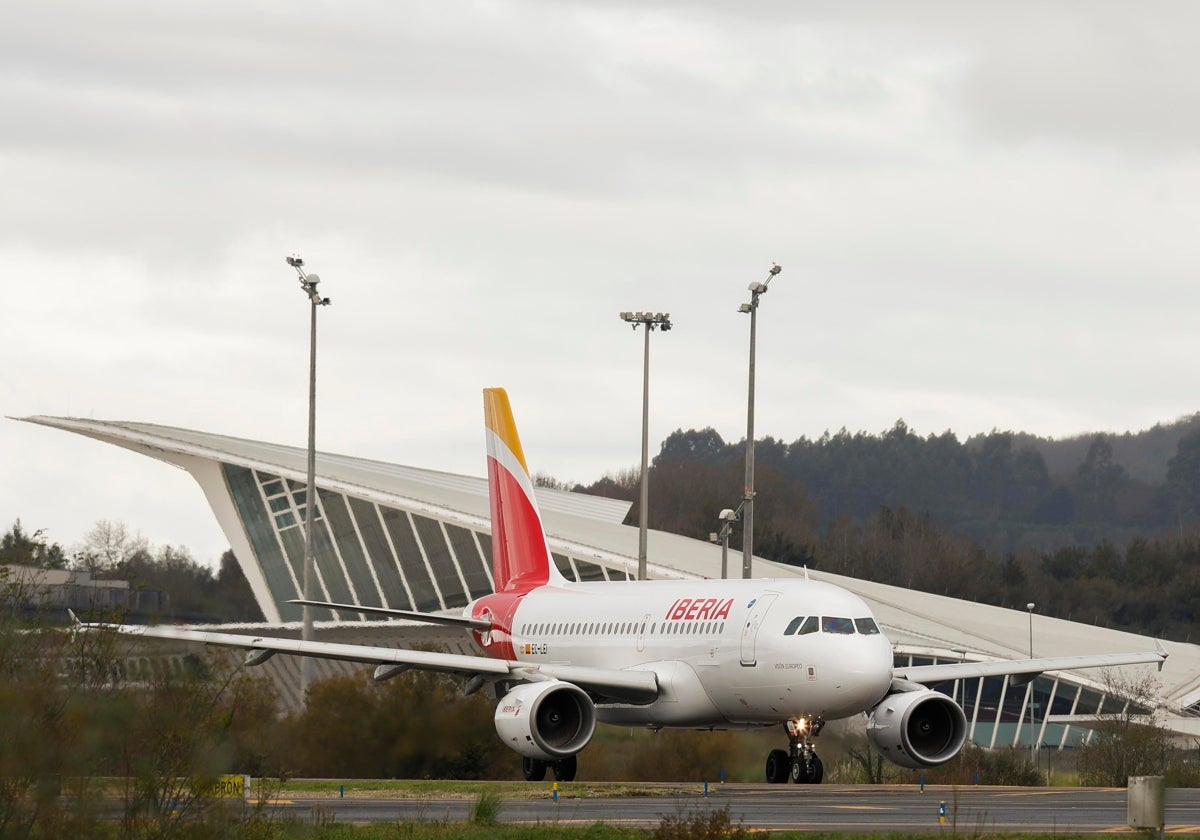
left=829, top=805, right=891, bottom=810
left=995, top=789, right=1091, bottom=797
left=1096, top=827, right=1200, bottom=834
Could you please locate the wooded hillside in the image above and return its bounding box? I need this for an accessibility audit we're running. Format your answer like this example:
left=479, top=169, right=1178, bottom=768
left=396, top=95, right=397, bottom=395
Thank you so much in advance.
left=572, top=412, right=1200, bottom=643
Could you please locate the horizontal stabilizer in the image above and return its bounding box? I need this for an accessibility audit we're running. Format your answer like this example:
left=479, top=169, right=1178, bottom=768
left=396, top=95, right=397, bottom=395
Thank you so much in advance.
left=287, top=599, right=491, bottom=631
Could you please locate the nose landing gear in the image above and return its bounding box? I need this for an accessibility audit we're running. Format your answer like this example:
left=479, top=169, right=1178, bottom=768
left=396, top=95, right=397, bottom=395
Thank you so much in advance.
left=765, top=716, right=825, bottom=784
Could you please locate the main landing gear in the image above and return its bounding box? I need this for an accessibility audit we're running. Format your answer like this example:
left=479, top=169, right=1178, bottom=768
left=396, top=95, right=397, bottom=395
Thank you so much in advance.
left=522, top=755, right=578, bottom=783
left=765, top=717, right=825, bottom=784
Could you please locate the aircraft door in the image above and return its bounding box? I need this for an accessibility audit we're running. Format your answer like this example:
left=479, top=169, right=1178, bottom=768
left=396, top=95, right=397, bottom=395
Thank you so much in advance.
left=739, top=592, right=779, bottom=666
left=636, top=613, right=651, bottom=652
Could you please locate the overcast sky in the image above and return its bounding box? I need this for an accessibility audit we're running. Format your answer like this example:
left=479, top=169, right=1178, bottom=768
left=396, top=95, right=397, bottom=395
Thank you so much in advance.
left=5, top=1, right=1200, bottom=566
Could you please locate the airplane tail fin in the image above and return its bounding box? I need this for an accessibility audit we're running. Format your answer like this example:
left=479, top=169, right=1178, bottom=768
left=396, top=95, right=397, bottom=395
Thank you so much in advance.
left=484, top=388, right=566, bottom=593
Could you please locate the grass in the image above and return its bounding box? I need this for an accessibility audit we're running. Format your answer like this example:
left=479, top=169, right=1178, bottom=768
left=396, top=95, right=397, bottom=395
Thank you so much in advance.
left=227, top=826, right=1149, bottom=840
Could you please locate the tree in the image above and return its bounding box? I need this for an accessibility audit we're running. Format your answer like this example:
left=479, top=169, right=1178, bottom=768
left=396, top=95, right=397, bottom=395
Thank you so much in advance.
left=0, top=573, right=285, bottom=838
left=575, top=466, right=639, bottom=502
left=216, top=550, right=263, bottom=623
left=0, top=520, right=67, bottom=569
left=654, top=428, right=729, bottom=466
left=1075, top=436, right=1129, bottom=522
left=1076, top=670, right=1169, bottom=787
left=1168, top=428, right=1200, bottom=523
left=281, top=668, right=512, bottom=779
left=75, top=519, right=149, bottom=573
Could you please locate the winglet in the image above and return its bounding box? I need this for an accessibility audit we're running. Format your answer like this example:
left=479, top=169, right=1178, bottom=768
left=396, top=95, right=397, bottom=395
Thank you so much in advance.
left=1157, top=639, right=1168, bottom=672
left=67, top=608, right=81, bottom=627
left=484, top=388, right=566, bottom=592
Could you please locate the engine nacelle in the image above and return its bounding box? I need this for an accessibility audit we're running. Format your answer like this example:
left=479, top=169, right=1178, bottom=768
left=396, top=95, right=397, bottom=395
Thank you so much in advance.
left=867, top=688, right=968, bottom=769
left=494, top=680, right=596, bottom=761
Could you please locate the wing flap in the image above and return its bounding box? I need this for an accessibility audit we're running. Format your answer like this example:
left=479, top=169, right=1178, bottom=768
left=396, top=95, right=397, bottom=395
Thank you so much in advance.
left=896, top=649, right=1167, bottom=685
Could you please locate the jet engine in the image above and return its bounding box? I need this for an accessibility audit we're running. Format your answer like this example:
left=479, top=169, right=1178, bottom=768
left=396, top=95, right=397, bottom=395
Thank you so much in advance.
left=494, top=680, right=596, bottom=761
left=866, top=688, right=968, bottom=769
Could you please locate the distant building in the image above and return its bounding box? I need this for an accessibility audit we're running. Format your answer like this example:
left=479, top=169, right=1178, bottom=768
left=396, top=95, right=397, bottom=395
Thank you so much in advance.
left=1, top=563, right=160, bottom=616
left=20, top=415, right=1200, bottom=742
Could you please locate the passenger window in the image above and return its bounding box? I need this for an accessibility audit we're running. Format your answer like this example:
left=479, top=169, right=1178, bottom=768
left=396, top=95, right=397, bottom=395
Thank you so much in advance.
left=822, top=616, right=856, bottom=635
left=784, top=616, right=805, bottom=635
left=797, top=616, right=819, bottom=635
left=855, top=618, right=881, bottom=635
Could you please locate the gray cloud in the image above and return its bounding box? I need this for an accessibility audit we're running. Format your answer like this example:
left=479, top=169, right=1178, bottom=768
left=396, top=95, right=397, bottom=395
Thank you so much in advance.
left=4, top=1, right=1200, bottom=562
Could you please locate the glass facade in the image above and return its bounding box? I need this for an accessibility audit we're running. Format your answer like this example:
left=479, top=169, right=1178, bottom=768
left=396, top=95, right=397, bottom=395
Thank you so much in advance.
left=220, top=464, right=612, bottom=623
left=890, top=651, right=1133, bottom=749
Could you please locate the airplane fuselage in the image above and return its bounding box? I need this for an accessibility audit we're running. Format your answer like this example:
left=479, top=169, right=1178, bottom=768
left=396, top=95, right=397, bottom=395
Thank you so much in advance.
left=468, top=578, right=894, bottom=729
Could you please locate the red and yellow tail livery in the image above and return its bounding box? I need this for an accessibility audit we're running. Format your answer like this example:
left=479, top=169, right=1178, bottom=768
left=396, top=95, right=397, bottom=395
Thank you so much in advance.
left=483, top=387, right=565, bottom=593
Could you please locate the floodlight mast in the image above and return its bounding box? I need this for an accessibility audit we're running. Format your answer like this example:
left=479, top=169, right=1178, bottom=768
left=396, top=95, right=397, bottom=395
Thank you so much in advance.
left=287, top=255, right=331, bottom=699
left=738, top=263, right=781, bottom=579
left=619, top=310, right=672, bottom=581
left=1027, top=602, right=1036, bottom=764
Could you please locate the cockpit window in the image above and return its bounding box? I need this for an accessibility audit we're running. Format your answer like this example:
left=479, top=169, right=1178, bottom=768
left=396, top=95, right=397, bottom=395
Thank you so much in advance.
left=784, top=616, right=806, bottom=635
left=797, top=616, right=819, bottom=635
left=855, top=617, right=881, bottom=635
left=822, top=616, right=855, bottom=635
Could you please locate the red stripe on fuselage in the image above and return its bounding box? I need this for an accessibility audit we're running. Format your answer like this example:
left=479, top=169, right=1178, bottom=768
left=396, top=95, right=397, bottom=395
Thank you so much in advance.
left=471, top=592, right=523, bottom=660
left=487, top=456, right=551, bottom=593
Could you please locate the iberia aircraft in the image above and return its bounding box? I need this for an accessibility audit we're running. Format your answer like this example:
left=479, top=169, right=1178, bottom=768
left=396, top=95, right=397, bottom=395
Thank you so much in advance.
left=79, top=388, right=1168, bottom=784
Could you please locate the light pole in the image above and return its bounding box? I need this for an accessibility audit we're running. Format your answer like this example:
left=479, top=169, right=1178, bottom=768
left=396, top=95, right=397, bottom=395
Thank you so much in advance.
left=287, top=255, right=331, bottom=697
left=619, top=311, right=672, bottom=581
left=951, top=648, right=967, bottom=704
left=737, top=263, right=781, bottom=579
left=1027, top=601, right=1036, bottom=762
left=712, top=507, right=739, bottom=579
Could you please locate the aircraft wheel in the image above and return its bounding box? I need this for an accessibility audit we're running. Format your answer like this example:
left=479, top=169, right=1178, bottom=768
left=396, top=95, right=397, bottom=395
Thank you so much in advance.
left=522, top=756, right=548, bottom=782
left=790, top=753, right=824, bottom=784
left=552, top=755, right=577, bottom=782
left=765, top=749, right=790, bottom=784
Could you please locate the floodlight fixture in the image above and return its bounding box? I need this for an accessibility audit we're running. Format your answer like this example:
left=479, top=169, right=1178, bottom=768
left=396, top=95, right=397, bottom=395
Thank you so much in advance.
left=620, top=310, right=672, bottom=332
left=716, top=504, right=742, bottom=579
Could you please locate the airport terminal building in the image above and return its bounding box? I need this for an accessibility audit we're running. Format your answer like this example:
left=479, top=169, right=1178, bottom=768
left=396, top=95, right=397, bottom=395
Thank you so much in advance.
left=22, top=415, right=1200, bottom=748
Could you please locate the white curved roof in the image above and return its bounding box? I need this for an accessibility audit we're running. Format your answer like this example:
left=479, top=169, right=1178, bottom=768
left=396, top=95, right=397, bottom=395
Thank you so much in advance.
left=19, top=414, right=1200, bottom=726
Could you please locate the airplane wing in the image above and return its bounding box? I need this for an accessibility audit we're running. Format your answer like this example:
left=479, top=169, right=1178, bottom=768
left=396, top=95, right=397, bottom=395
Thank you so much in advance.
left=76, top=619, right=659, bottom=705
left=895, top=646, right=1167, bottom=687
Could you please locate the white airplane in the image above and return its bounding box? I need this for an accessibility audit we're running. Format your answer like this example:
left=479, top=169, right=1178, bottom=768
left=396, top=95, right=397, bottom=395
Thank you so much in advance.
left=79, top=388, right=1168, bottom=784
